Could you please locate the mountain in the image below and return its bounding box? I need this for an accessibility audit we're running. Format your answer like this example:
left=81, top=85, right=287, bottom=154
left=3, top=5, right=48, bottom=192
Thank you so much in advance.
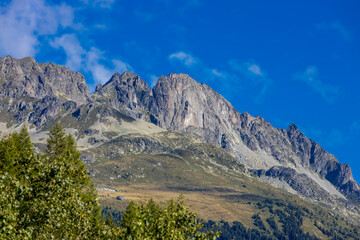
left=1, top=56, right=360, bottom=237
left=0, top=55, right=90, bottom=127
left=93, top=70, right=360, bottom=205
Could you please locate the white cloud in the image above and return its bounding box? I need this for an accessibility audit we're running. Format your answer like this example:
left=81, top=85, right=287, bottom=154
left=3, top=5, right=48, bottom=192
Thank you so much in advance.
left=51, top=34, right=132, bottom=87
left=316, top=21, right=351, bottom=40
left=112, top=59, right=133, bottom=74
left=293, top=66, right=340, bottom=103
left=229, top=60, right=272, bottom=102
left=248, top=64, right=263, bottom=76
left=0, top=0, right=74, bottom=58
left=169, top=51, right=198, bottom=67
left=50, top=34, right=85, bottom=71
left=230, top=60, right=266, bottom=77
left=86, top=47, right=114, bottom=84
left=210, top=69, right=227, bottom=79
left=0, top=0, right=129, bottom=91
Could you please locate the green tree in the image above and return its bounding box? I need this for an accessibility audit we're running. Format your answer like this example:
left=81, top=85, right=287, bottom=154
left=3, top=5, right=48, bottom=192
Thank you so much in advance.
left=46, top=122, right=67, bottom=159
left=0, top=125, right=35, bottom=175
left=0, top=124, right=109, bottom=239
left=119, top=196, right=219, bottom=239
left=45, top=122, right=94, bottom=197
left=0, top=123, right=218, bottom=239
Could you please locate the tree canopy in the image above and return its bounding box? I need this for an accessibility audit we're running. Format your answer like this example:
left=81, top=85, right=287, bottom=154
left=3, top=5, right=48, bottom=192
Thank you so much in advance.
left=0, top=124, right=217, bottom=239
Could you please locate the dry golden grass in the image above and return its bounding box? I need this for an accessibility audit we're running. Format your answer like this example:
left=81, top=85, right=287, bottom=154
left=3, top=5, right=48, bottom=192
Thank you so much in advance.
left=98, top=184, right=257, bottom=224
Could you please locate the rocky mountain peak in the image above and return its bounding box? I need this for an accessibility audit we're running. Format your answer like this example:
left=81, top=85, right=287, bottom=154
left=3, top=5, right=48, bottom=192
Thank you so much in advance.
left=154, top=73, right=198, bottom=89
left=0, top=55, right=90, bottom=105
left=148, top=72, right=241, bottom=132
left=287, top=123, right=299, bottom=131
left=286, top=123, right=301, bottom=137
left=95, top=84, right=103, bottom=92
left=102, top=71, right=148, bottom=90
left=2, top=57, right=359, bottom=207
left=93, top=71, right=150, bottom=118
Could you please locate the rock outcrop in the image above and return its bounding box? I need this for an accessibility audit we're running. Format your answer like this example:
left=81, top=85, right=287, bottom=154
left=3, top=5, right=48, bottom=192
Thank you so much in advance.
left=93, top=71, right=150, bottom=119
left=0, top=56, right=90, bottom=104
left=93, top=71, right=360, bottom=203
left=0, top=56, right=359, bottom=209
left=0, top=56, right=91, bottom=126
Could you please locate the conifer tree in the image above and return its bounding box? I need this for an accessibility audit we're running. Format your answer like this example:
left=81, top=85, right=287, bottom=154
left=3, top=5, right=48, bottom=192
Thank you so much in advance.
left=0, top=124, right=218, bottom=239
left=0, top=125, right=35, bottom=175
left=46, top=122, right=67, bottom=159
left=43, top=123, right=102, bottom=236
left=0, top=124, right=109, bottom=239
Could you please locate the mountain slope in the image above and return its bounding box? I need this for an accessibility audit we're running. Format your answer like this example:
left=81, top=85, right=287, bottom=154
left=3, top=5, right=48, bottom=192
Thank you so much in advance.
left=0, top=56, right=360, bottom=226
left=94, top=71, right=360, bottom=205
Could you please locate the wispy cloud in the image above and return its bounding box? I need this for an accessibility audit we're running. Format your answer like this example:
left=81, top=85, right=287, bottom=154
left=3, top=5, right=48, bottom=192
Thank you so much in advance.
left=229, top=60, right=272, bottom=102
left=0, top=0, right=74, bottom=58
left=167, top=51, right=273, bottom=103
left=293, top=66, right=340, bottom=103
left=51, top=34, right=132, bottom=89
left=50, top=34, right=85, bottom=71
left=0, top=0, right=131, bottom=89
left=247, top=64, right=263, bottom=76
left=204, top=68, right=239, bottom=98
left=169, top=51, right=198, bottom=67
left=210, top=69, right=227, bottom=79
left=316, top=21, right=351, bottom=40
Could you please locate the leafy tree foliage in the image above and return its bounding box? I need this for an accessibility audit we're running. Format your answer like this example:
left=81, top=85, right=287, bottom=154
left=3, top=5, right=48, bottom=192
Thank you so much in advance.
left=0, top=124, right=217, bottom=239
left=0, top=125, right=107, bottom=239
left=119, top=197, right=219, bottom=239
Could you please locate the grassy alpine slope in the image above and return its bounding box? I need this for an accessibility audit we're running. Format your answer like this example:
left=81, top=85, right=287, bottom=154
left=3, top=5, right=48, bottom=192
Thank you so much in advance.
left=83, top=129, right=360, bottom=239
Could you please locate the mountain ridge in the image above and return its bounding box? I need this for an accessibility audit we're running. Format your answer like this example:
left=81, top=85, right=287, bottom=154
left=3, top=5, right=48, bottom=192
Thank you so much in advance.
left=94, top=69, right=360, bottom=204
left=0, top=55, right=359, bottom=218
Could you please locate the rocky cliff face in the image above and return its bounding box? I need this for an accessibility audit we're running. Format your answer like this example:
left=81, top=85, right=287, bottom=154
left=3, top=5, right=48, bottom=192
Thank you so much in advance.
left=91, top=71, right=360, bottom=203
left=0, top=56, right=359, bottom=210
left=93, top=71, right=151, bottom=119
left=0, top=56, right=90, bottom=104
left=0, top=56, right=90, bottom=126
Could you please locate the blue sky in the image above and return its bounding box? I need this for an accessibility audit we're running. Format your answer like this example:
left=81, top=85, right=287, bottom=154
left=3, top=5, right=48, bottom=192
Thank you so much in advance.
left=0, top=0, right=360, bottom=180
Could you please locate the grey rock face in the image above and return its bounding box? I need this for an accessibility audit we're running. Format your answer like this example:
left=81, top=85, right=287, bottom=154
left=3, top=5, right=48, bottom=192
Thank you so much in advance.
left=0, top=56, right=90, bottom=104
left=94, top=72, right=360, bottom=203
left=1, top=56, right=359, bottom=209
left=252, top=166, right=339, bottom=202
left=147, top=73, right=247, bottom=167
left=0, top=56, right=91, bottom=126
left=93, top=72, right=151, bottom=119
